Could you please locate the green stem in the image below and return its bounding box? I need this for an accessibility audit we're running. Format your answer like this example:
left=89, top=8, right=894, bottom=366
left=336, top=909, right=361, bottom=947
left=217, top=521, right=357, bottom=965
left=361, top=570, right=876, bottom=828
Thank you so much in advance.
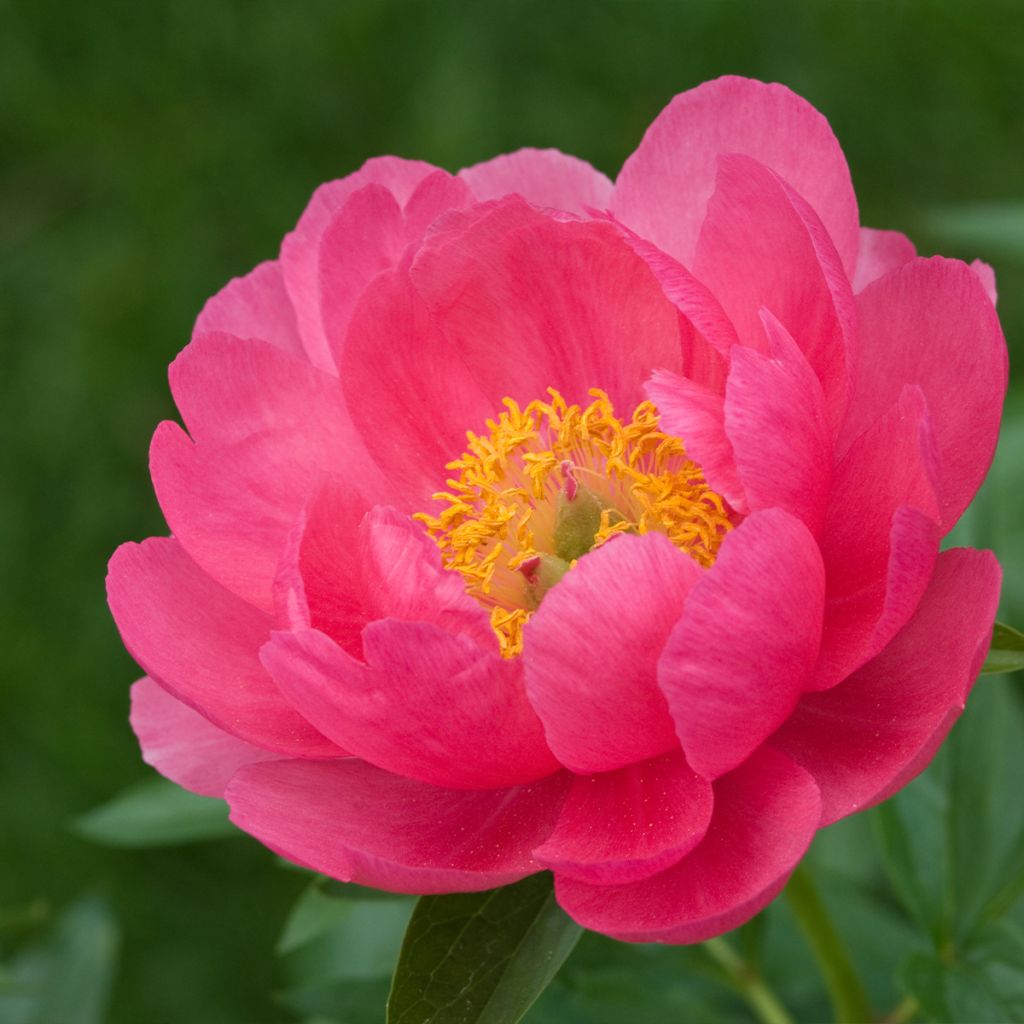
left=785, top=864, right=873, bottom=1024
left=702, top=936, right=795, bottom=1024
left=880, top=995, right=919, bottom=1024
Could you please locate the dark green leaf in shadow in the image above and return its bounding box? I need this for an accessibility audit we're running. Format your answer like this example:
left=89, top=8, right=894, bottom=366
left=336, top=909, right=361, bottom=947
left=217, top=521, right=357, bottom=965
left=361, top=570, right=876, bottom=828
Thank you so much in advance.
left=74, top=777, right=235, bottom=847
left=982, top=621, right=1024, bottom=675
left=386, top=873, right=582, bottom=1024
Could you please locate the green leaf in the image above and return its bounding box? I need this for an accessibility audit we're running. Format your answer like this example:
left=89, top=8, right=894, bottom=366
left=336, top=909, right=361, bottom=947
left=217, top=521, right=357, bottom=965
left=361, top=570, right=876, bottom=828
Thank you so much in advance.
left=922, top=202, right=1024, bottom=261
left=982, top=621, right=1024, bottom=675
left=386, top=873, right=582, bottom=1024
left=73, top=777, right=235, bottom=847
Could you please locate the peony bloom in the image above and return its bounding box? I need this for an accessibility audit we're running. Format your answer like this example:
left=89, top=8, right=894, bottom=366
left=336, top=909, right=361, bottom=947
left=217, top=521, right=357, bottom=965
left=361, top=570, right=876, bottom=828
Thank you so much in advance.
left=108, top=76, right=1006, bottom=943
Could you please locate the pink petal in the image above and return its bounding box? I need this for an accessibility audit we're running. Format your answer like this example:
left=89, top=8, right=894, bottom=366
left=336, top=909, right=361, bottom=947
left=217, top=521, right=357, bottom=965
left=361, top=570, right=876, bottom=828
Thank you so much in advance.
left=773, top=547, right=1001, bottom=825
left=612, top=76, right=859, bottom=277
left=409, top=196, right=683, bottom=416
left=154, top=335, right=383, bottom=610
left=645, top=369, right=746, bottom=514
left=813, top=386, right=941, bottom=690
left=971, top=258, right=998, bottom=306
left=107, top=538, right=342, bottom=758
left=130, top=677, right=277, bottom=798
left=226, top=758, right=571, bottom=894
left=724, top=312, right=832, bottom=535
left=262, top=621, right=558, bottom=790
left=194, top=260, right=304, bottom=359
left=280, top=156, right=441, bottom=372
left=692, top=154, right=856, bottom=432
left=523, top=532, right=702, bottom=774
left=852, top=227, right=916, bottom=292
left=459, top=148, right=613, bottom=215
left=533, top=749, right=713, bottom=886
left=554, top=747, right=821, bottom=943
left=659, top=509, right=825, bottom=779
left=839, top=257, right=1007, bottom=530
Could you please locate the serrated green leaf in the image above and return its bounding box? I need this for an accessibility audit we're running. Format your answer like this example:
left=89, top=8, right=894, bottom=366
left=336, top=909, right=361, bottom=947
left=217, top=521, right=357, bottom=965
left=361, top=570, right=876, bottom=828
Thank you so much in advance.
left=74, top=777, right=235, bottom=847
left=386, top=873, right=582, bottom=1024
left=982, top=621, right=1024, bottom=675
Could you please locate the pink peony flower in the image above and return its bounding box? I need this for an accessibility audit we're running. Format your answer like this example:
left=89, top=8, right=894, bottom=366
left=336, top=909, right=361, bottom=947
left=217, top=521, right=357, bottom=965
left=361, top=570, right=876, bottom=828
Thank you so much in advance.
left=108, top=76, right=1007, bottom=943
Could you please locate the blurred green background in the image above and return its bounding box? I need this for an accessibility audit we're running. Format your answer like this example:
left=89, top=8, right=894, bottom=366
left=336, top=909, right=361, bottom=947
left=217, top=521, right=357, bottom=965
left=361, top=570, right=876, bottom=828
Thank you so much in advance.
left=2, top=0, right=1023, bottom=1021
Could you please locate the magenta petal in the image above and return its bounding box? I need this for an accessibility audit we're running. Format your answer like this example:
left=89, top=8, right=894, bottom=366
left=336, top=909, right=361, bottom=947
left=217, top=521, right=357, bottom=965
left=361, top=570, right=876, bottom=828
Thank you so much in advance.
left=459, top=147, right=613, bottom=215
left=226, top=759, right=570, bottom=893
left=554, top=747, right=821, bottom=943
left=612, top=76, right=859, bottom=276
left=280, top=156, right=440, bottom=372
left=852, top=227, right=916, bottom=292
left=813, top=386, right=941, bottom=690
left=523, top=532, right=702, bottom=774
left=194, top=260, right=304, bottom=360
left=839, top=257, right=1007, bottom=530
left=107, top=539, right=341, bottom=758
left=773, top=548, right=1001, bottom=825
left=659, top=510, right=825, bottom=780
left=725, top=312, right=832, bottom=535
left=645, top=369, right=746, bottom=514
left=533, top=749, right=713, bottom=886
left=130, top=677, right=277, bottom=798
left=693, top=155, right=856, bottom=432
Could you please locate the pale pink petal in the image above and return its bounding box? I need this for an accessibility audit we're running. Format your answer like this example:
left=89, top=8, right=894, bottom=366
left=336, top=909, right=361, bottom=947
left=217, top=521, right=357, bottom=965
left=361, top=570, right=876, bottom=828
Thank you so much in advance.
left=612, top=76, right=859, bottom=276
left=852, top=227, right=916, bottom=292
left=280, top=156, right=441, bottom=371
left=107, top=539, right=342, bottom=758
left=971, top=258, right=997, bottom=305
left=523, top=532, right=702, bottom=774
left=813, top=386, right=941, bottom=690
left=130, top=677, right=277, bottom=798
left=194, top=260, right=304, bottom=359
left=659, top=510, right=824, bottom=779
left=533, top=750, right=713, bottom=886
left=409, top=196, right=683, bottom=416
left=226, top=759, right=570, bottom=894
left=645, top=369, right=746, bottom=514
left=773, top=548, right=1001, bottom=824
left=261, top=622, right=558, bottom=790
left=401, top=169, right=475, bottom=240
left=154, top=335, right=384, bottom=610
left=555, top=747, right=821, bottom=943
left=692, top=155, right=856, bottom=432
left=459, top=148, right=613, bottom=215
left=724, top=312, right=832, bottom=535
left=839, top=257, right=1007, bottom=530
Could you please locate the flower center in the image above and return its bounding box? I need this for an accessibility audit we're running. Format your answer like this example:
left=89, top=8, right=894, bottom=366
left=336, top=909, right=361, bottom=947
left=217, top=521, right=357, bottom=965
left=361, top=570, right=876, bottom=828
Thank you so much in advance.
left=415, top=389, right=732, bottom=657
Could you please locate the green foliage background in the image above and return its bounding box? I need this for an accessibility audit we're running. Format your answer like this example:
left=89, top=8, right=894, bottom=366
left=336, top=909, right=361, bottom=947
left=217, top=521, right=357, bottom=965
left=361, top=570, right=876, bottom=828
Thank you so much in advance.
left=1, top=1, right=1022, bottom=1021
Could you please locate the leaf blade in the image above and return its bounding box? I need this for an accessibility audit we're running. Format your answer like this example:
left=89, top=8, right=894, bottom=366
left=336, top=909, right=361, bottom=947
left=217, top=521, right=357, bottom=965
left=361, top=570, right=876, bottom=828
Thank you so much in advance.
left=982, top=622, right=1024, bottom=675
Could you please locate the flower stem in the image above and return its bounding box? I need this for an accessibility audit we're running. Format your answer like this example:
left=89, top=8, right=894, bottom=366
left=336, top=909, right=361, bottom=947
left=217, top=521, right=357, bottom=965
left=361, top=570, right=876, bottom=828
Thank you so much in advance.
left=702, top=936, right=795, bottom=1024
left=880, top=995, right=919, bottom=1024
left=785, top=865, right=873, bottom=1023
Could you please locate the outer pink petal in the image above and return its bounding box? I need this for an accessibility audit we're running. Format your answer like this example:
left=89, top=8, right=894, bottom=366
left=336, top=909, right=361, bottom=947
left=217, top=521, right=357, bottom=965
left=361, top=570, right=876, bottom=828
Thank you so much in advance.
left=659, top=510, right=825, bottom=780
left=612, top=76, right=859, bottom=277
left=852, top=227, right=916, bottom=292
left=692, top=154, right=856, bottom=432
left=194, top=260, right=304, bottom=359
left=409, top=196, right=683, bottom=416
left=154, top=335, right=383, bottom=610
left=839, top=257, right=1007, bottom=530
left=523, top=532, right=702, bottom=774
left=773, top=547, right=1001, bottom=825
left=533, top=749, right=713, bottom=886
left=725, top=312, right=832, bottom=535
left=459, top=148, right=613, bottom=215
left=130, top=677, right=277, bottom=798
left=971, top=258, right=998, bottom=306
left=813, top=386, right=941, bottom=690
left=646, top=369, right=746, bottom=514
left=280, top=156, right=440, bottom=372
left=107, top=539, right=341, bottom=758
left=554, top=747, right=821, bottom=944
left=226, top=758, right=571, bottom=894
left=261, top=621, right=558, bottom=790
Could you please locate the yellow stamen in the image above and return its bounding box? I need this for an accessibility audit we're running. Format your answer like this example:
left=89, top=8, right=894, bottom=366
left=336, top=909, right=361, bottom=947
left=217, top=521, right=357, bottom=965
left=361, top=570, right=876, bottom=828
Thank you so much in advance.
left=415, top=389, right=733, bottom=657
